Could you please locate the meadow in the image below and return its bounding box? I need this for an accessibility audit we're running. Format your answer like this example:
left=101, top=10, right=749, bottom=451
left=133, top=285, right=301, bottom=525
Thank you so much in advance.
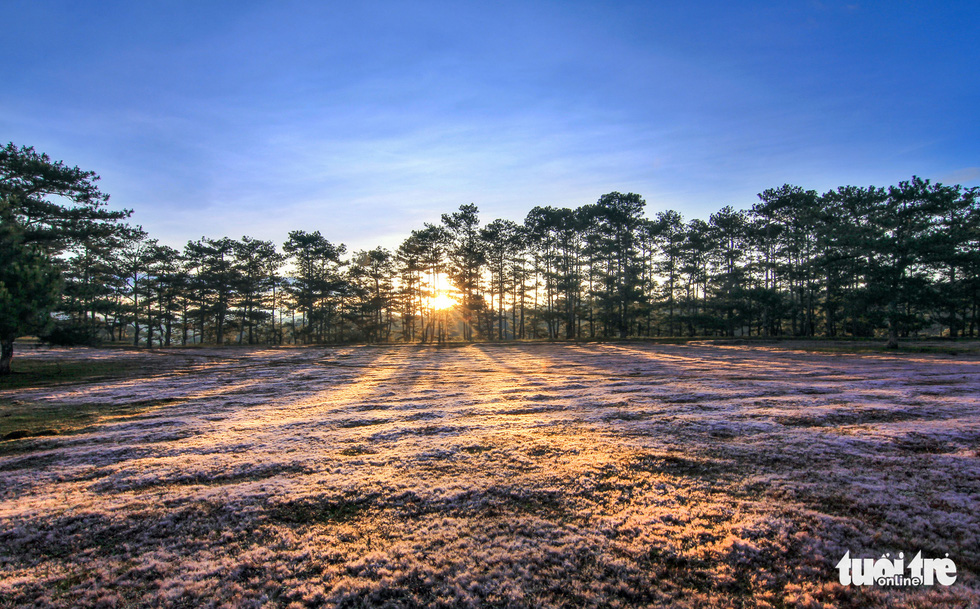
left=1, top=342, right=978, bottom=608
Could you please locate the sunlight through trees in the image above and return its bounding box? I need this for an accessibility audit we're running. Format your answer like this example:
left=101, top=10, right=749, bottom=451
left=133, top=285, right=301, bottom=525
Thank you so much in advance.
left=3, top=142, right=979, bottom=363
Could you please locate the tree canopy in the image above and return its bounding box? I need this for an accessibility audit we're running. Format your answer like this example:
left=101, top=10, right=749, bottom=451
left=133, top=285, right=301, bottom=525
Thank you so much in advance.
left=1, top=143, right=132, bottom=374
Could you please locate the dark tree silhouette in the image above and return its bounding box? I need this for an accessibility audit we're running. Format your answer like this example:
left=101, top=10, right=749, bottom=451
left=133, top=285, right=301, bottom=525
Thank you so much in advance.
left=0, top=143, right=131, bottom=373
left=442, top=204, right=484, bottom=341
left=7, top=142, right=979, bottom=350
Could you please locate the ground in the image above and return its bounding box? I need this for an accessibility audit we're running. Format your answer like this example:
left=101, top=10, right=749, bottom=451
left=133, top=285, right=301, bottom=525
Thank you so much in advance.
left=0, top=341, right=978, bottom=608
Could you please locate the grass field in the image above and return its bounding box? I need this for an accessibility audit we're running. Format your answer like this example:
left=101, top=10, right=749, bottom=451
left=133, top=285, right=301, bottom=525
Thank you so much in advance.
left=1, top=342, right=978, bottom=608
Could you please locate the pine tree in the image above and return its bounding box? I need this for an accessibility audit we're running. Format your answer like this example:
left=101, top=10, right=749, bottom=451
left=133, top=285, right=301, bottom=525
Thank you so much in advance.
left=0, top=143, right=130, bottom=373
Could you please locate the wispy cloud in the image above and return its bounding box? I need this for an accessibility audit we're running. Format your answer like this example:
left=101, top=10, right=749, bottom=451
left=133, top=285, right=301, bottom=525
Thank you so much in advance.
left=941, top=167, right=980, bottom=185
left=2, top=1, right=977, bottom=249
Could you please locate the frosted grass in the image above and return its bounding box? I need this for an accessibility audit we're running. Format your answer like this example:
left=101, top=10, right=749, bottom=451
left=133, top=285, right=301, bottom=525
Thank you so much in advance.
left=1, top=343, right=978, bottom=607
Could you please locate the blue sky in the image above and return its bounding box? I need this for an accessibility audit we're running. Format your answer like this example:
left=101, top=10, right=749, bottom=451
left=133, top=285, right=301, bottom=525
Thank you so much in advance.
left=2, top=1, right=978, bottom=251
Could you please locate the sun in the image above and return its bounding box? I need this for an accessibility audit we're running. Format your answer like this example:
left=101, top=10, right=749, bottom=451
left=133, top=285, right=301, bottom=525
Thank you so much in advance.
left=427, top=292, right=457, bottom=310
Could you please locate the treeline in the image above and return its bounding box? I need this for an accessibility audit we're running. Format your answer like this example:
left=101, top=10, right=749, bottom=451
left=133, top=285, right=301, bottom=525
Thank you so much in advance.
left=3, top=143, right=980, bottom=372
left=53, top=180, right=980, bottom=349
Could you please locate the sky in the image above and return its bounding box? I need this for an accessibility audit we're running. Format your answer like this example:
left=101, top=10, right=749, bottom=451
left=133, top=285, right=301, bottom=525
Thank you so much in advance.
left=2, top=0, right=978, bottom=252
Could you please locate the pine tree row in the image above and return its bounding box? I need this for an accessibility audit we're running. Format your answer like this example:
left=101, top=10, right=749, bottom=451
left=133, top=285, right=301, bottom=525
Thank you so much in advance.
left=4, top=143, right=979, bottom=375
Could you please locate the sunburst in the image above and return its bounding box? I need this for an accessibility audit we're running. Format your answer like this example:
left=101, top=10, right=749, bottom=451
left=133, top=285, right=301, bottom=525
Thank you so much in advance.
left=427, top=292, right=457, bottom=310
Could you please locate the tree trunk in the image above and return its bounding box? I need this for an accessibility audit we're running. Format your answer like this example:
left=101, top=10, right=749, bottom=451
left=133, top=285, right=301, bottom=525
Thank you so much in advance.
left=181, top=305, right=188, bottom=345
left=886, top=300, right=900, bottom=349
left=886, top=323, right=899, bottom=349
left=216, top=313, right=225, bottom=344
left=248, top=304, right=254, bottom=345
left=0, top=336, right=14, bottom=376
